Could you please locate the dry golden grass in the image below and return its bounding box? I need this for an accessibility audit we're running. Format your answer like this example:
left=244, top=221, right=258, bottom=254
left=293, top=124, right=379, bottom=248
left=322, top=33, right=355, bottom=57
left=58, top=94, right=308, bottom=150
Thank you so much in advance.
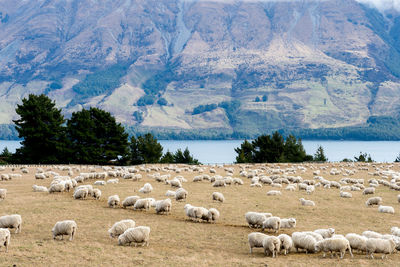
left=1, top=163, right=400, bottom=266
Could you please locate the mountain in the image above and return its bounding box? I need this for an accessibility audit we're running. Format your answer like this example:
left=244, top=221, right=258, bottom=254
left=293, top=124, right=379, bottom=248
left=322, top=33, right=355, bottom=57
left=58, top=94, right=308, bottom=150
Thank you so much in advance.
left=2, top=0, right=400, bottom=139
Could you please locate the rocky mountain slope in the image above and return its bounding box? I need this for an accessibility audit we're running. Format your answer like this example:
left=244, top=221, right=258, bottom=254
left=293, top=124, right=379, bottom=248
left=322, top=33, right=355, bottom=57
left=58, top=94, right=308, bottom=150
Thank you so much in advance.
left=1, top=0, right=400, bottom=137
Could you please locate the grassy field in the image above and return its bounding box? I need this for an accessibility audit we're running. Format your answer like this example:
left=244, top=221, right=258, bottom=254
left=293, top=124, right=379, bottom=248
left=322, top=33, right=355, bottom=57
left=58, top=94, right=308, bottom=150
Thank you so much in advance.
left=1, top=163, right=400, bottom=266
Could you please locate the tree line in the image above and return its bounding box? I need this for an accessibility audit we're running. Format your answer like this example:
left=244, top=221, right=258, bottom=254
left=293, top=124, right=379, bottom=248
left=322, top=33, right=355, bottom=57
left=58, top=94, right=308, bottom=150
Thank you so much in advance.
left=3, top=94, right=199, bottom=165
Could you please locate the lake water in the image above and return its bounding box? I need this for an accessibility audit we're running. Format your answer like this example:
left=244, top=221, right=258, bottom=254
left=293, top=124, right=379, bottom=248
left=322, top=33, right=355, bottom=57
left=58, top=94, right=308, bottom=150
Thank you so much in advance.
left=1, top=140, right=400, bottom=164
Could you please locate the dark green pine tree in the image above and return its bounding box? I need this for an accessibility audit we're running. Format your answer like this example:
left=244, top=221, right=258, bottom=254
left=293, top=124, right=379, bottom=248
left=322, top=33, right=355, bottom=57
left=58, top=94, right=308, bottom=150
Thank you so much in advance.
left=282, top=135, right=308, bottom=162
left=173, top=147, right=199, bottom=164
left=130, top=133, right=163, bottom=164
left=66, top=107, right=129, bottom=165
left=235, top=140, right=254, bottom=163
left=160, top=150, right=175, bottom=163
left=13, top=94, right=67, bottom=163
left=313, top=145, right=328, bottom=162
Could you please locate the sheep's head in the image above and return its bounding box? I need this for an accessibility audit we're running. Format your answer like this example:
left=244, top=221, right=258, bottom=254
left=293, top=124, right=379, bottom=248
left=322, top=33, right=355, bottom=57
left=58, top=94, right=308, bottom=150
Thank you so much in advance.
left=314, top=242, right=322, bottom=252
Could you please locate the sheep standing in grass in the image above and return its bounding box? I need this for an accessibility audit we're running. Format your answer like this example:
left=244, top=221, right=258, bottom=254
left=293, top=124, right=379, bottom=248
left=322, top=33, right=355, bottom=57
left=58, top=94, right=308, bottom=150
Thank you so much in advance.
left=366, top=238, right=396, bottom=259
left=108, top=219, right=136, bottom=238
left=292, top=232, right=317, bottom=253
left=0, top=228, right=10, bottom=252
left=118, top=226, right=150, bottom=247
left=362, top=230, right=383, bottom=239
left=262, top=217, right=281, bottom=233
left=345, top=233, right=368, bottom=253
left=52, top=220, right=77, bottom=241
left=92, top=188, right=101, bottom=200
left=378, top=205, right=395, bottom=214
left=108, top=195, right=120, bottom=208
left=122, top=196, right=140, bottom=208
left=245, top=212, right=272, bottom=228
left=0, top=214, right=22, bottom=233
left=49, top=182, right=65, bottom=193
left=155, top=199, right=172, bottom=215
left=363, top=187, right=375, bottom=195
left=340, top=191, right=352, bottom=198
left=0, top=189, right=6, bottom=201
left=73, top=188, right=88, bottom=200
left=365, top=197, right=382, bottom=207
left=263, top=236, right=281, bottom=257
left=139, top=183, right=153, bottom=194
left=280, top=218, right=296, bottom=229
left=314, top=238, right=353, bottom=259
left=314, top=228, right=335, bottom=239
left=299, top=198, right=315, bottom=206
left=165, top=190, right=176, bottom=197
left=133, top=198, right=151, bottom=211
left=208, top=208, right=220, bottom=222
left=248, top=232, right=269, bottom=254
left=32, top=185, right=48, bottom=192
left=175, top=188, right=188, bottom=201
left=267, top=190, right=281, bottom=196
left=278, top=234, right=293, bottom=255
left=212, top=192, right=225, bottom=203
left=391, top=227, right=400, bottom=237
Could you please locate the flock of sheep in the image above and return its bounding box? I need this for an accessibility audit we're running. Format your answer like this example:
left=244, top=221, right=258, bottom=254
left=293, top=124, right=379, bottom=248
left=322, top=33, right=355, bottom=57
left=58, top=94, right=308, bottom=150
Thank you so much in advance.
left=1, top=162, right=400, bottom=262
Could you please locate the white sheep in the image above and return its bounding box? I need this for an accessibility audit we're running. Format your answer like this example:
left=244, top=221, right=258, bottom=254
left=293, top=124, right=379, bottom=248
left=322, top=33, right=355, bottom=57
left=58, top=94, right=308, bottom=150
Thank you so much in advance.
left=108, top=219, right=136, bottom=238
left=366, top=238, right=396, bottom=259
left=345, top=233, right=368, bottom=253
left=139, top=183, right=153, bottom=194
left=122, top=196, right=140, bottom=208
left=314, top=228, right=335, bottom=239
left=92, top=188, right=101, bottom=200
left=314, top=238, right=353, bottom=259
left=175, top=188, right=188, bottom=201
left=365, top=196, right=382, bottom=207
left=306, top=185, right=315, bottom=195
left=292, top=232, right=317, bottom=253
left=155, top=199, right=172, bottom=215
left=0, top=214, right=22, bottom=233
left=107, top=178, right=119, bottom=184
left=280, top=218, right=296, bottom=229
left=169, top=179, right=182, bottom=188
left=362, top=230, right=383, bottom=239
left=378, top=205, right=395, bottom=214
left=245, top=212, right=272, bottom=228
left=278, top=234, right=293, bottom=255
left=363, top=187, right=375, bottom=195
left=133, top=198, right=151, bottom=211
left=267, top=190, right=282, bottom=196
left=212, top=180, right=226, bottom=187
left=165, top=190, right=176, bottom=197
left=340, top=191, right=352, bottom=198
left=52, top=220, right=77, bottom=241
left=391, top=227, right=400, bottom=237
left=299, top=198, right=315, bottom=206
left=73, top=188, right=88, bottom=200
left=49, top=182, right=65, bottom=193
left=263, top=236, right=281, bottom=258
left=0, top=228, right=10, bottom=252
left=108, top=195, right=120, bottom=208
left=262, top=216, right=281, bottom=233
left=35, top=173, right=46, bottom=179
left=184, top=205, right=210, bottom=222
left=94, top=181, right=106, bottom=186
left=233, top=178, right=244, bottom=185
left=248, top=232, right=269, bottom=254
left=208, top=208, right=220, bottom=222
left=305, top=231, right=324, bottom=242
left=32, top=185, right=48, bottom=192
left=212, top=192, right=225, bottom=203
left=0, top=189, right=6, bottom=200
left=118, top=226, right=150, bottom=247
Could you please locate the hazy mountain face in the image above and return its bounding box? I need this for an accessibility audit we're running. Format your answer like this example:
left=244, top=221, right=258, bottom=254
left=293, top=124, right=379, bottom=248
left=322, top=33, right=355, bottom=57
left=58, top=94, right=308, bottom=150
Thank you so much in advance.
left=1, top=0, right=400, bottom=135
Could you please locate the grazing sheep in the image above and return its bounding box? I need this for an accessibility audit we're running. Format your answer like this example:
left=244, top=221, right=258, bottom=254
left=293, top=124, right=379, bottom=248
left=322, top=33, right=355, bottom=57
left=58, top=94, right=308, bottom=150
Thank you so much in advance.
left=278, top=234, right=293, bottom=255
left=366, top=238, right=396, bottom=259
left=175, top=188, right=188, bottom=201
left=378, top=205, right=395, bottom=214
left=263, top=236, right=281, bottom=258
left=108, top=219, right=136, bottom=238
left=391, top=227, right=400, bottom=237
left=155, top=199, right=172, bottom=215
left=169, top=179, right=182, bottom=188
left=165, top=190, right=176, bottom=197
left=92, top=188, right=101, bottom=200
left=212, top=192, right=225, bottom=203
left=245, top=212, right=272, bottom=228
left=292, top=232, right=317, bottom=253
left=365, top=197, right=382, bottom=207
left=73, top=188, right=88, bottom=200
left=0, top=228, right=10, bottom=252
left=248, top=232, right=269, bottom=254
left=49, top=182, right=65, bottom=193
left=314, top=228, right=335, bottom=239
left=208, top=208, right=220, bottom=222
left=139, top=183, right=153, bottom=194
left=340, top=191, right=352, bottom=198
left=299, top=198, right=315, bottom=206
left=362, top=230, right=383, bottom=239
left=107, top=178, right=119, bottom=184
left=0, top=189, right=6, bottom=200
left=32, top=185, right=48, bottom=192
left=233, top=178, right=244, bottom=185
left=345, top=233, right=368, bottom=253
left=184, top=205, right=210, bottom=222
left=94, top=181, right=106, bottom=186
left=122, top=196, right=140, bottom=208
left=250, top=182, right=262, bottom=188
left=267, top=190, right=282, bottom=196
left=118, top=226, right=150, bottom=247
left=35, top=173, right=46, bottom=180
left=108, top=195, right=120, bottom=208
left=305, top=232, right=324, bottom=242
left=285, top=184, right=296, bottom=191
left=52, top=220, right=77, bottom=241
left=262, top=216, right=281, bottom=233
left=306, top=185, right=315, bottom=195
left=314, top=238, right=353, bottom=259
left=133, top=198, right=151, bottom=211
left=212, top=180, right=226, bottom=187
left=280, top=218, right=296, bottom=229
left=363, top=187, right=375, bottom=195
left=0, top=214, right=22, bottom=233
